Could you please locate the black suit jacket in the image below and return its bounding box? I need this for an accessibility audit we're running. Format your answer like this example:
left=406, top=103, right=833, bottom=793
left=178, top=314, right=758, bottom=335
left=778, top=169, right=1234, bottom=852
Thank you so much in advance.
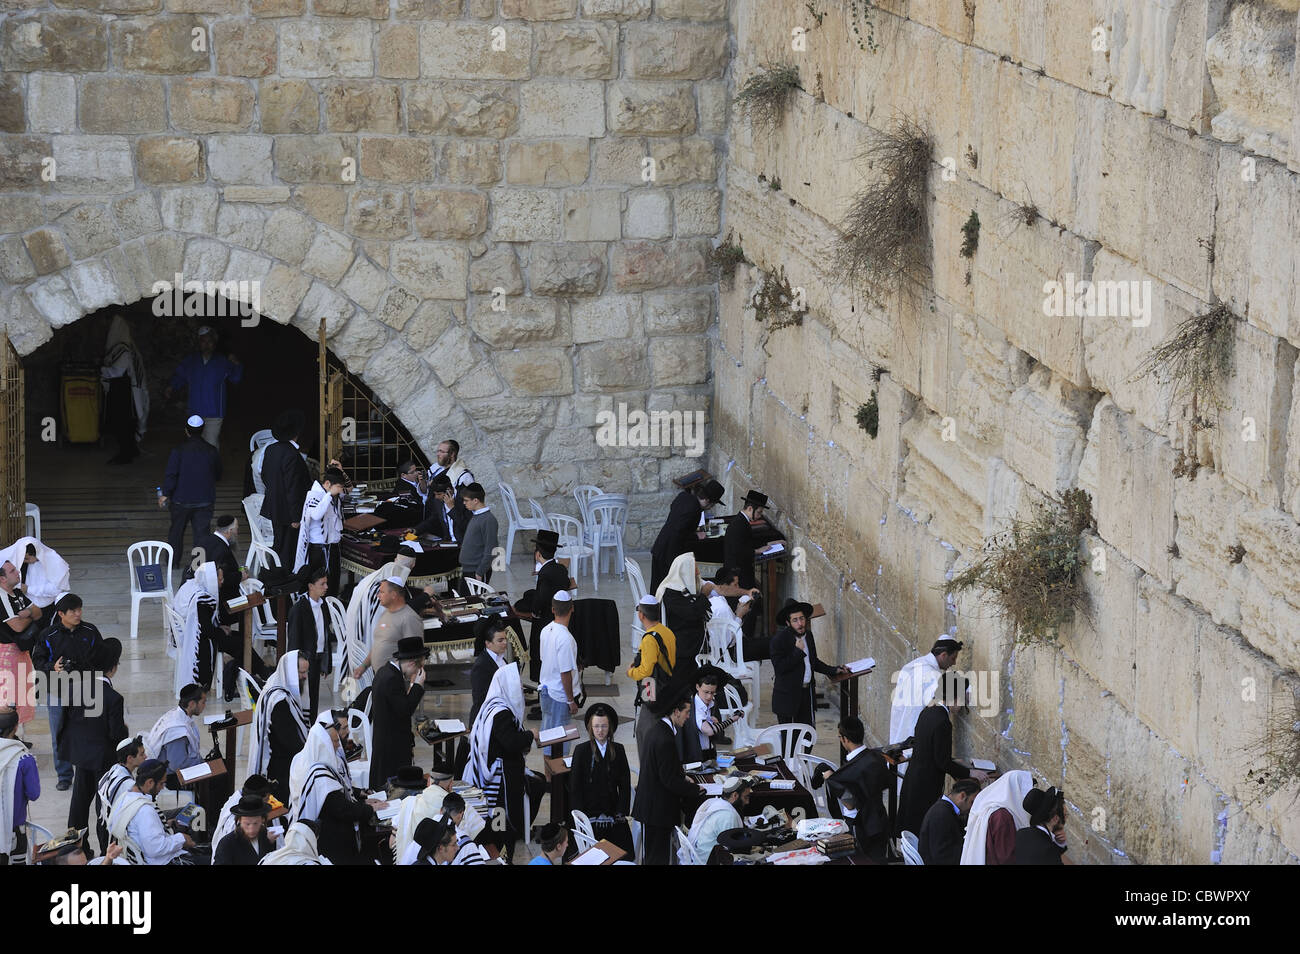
left=722, top=512, right=757, bottom=588
left=569, top=739, right=632, bottom=820
left=529, top=560, right=570, bottom=642
left=368, top=662, right=425, bottom=790
left=917, top=797, right=966, bottom=864
left=897, top=705, right=969, bottom=836
left=678, top=696, right=722, bottom=764
left=632, top=719, right=699, bottom=827
left=58, top=680, right=127, bottom=771
left=259, top=440, right=311, bottom=526
left=468, top=651, right=502, bottom=724
left=769, top=624, right=838, bottom=718
left=822, top=747, right=892, bottom=844
left=213, top=829, right=275, bottom=865
left=285, top=596, right=332, bottom=660
left=1014, top=825, right=1067, bottom=865
left=650, top=491, right=703, bottom=586
left=414, top=499, right=472, bottom=543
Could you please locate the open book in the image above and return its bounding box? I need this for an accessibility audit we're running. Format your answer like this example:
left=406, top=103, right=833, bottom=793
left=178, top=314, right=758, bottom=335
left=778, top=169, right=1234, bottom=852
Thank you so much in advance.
left=844, top=657, right=876, bottom=673
left=538, top=725, right=576, bottom=745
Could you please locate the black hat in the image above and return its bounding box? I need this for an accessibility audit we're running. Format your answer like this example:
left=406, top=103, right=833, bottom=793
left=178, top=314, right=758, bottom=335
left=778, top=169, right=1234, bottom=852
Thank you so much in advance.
left=776, top=597, right=814, bottom=626
left=393, top=636, right=428, bottom=660
left=931, top=638, right=964, bottom=655
left=715, top=826, right=765, bottom=854
left=241, top=774, right=273, bottom=797
left=1023, top=785, right=1062, bottom=827
left=583, top=702, right=619, bottom=734
left=231, top=793, right=270, bottom=818
left=698, top=479, right=725, bottom=505
left=742, top=490, right=768, bottom=509
left=388, top=765, right=426, bottom=792
left=413, top=816, right=450, bottom=852
left=532, top=529, right=559, bottom=550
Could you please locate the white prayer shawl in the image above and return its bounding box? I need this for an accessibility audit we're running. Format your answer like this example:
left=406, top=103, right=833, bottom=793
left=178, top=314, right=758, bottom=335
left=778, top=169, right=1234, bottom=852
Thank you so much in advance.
left=344, top=560, right=410, bottom=692
left=959, top=770, right=1034, bottom=866
left=289, top=720, right=351, bottom=824
left=293, top=481, right=342, bottom=572
left=145, top=706, right=200, bottom=768
left=171, top=562, right=219, bottom=695
left=248, top=650, right=308, bottom=778
left=889, top=652, right=942, bottom=774
left=102, top=315, right=149, bottom=440
left=465, top=664, right=526, bottom=804
left=96, top=763, right=134, bottom=831
left=108, top=790, right=176, bottom=866
left=686, top=796, right=740, bottom=864
left=392, top=785, right=448, bottom=864
left=0, top=739, right=28, bottom=855
left=0, top=537, right=71, bottom=609
left=654, top=552, right=698, bottom=605
left=259, top=821, right=333, bottom=865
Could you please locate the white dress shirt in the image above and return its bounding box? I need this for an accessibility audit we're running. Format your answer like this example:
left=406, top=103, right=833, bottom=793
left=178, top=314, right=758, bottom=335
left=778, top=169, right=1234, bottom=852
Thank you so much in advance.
left=308, top=596, right=326, bottom=654
left=693, top=694, right=713, bottom=752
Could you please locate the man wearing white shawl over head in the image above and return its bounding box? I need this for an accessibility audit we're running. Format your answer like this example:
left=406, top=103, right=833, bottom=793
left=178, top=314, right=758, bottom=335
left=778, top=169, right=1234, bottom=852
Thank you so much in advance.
left=169, top=562, right=220, bottom=697
left=0, top=537, right=71, bottom=611
left=888, top=637, right=963, bottom=781
left=343, top=552, right=414, bottom=694
left=258, top=819, right=333, bottom=865
left=289, top=709, right=382, bottom=864
left=466, top=663, right=541, bottom=861
left=101, top=313, right=149, bottom=464
left=248, top=650, right=309, bottom=803
left=959, top=769, right=1033, bottom=865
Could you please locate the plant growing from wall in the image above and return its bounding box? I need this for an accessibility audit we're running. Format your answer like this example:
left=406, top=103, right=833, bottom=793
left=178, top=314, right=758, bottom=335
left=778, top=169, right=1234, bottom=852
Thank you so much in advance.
left=1130, top=303, right=1238, bottom=421
left=856, top=391, right=879, bottom=438
left=841, top=0, right=880, bottom=52
left=751, top=265, right=804, bottom=332
left=1245, top=687, right=1300, bottom=802
left=708, top=230, right=748, bottom=289
left=832, top=116, right=932, bottom=299
left=944, top=488, right=1093, bottom=646
left=960, top=210, right=980, bottom=258
left=734, top=64, right=801, bottom=133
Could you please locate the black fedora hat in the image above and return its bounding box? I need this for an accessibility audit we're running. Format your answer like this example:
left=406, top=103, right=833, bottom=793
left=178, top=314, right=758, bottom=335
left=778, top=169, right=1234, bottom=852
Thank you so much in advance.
left=776, top=597, right=814, bottom=626
left=388, top=765, right=426, bottom=792
left=232, top=793, right=270, bottom=817
left=742, top=490, right=768, bottom=509
left=532, top=529, right=560, bottom=550
left=698, top=479, right=725, bottom=505
left=583, top=702, right=619, bottom=734
left=393, top=636, right=428, bottom=660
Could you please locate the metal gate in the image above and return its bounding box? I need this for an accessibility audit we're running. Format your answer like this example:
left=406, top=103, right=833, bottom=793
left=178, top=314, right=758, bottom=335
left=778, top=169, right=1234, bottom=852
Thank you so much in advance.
left=0, top=335, right=25, bottom=542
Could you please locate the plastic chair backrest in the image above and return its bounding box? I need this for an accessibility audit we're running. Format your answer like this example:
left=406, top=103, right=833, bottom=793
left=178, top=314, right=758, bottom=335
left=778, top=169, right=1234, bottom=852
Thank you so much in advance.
left=349, top=708, right=373, bottom=756
left=547, top=513, right=584, bottom=547
left=624, top=558, right=647, bottom=604
left=674, top=825, right=700, bottom=865
left=573, top=485, right=603, bottom=525
left=570, top=810, right=598, bottom=852
left=463, top=577, right=494, bottom=597
left=528, top=499, right=547, bottom=524
left=756, top=723, right=817, bottom=761
left=325, top=595, right=346, bottom=642
left=249, top=428, right=274, bottom=453
left=237, top=668, right=260, bottom=709
left=242, top=494, right=274, bottom=547
left=588, top=495, right=628, bottom=535
left=901, top=830, right=924, bottom=865
left=25, top=822, right=54, bottom=865
left=128, top=541, right=174, bottom=596
left=498, top=482, right=525, bottom=523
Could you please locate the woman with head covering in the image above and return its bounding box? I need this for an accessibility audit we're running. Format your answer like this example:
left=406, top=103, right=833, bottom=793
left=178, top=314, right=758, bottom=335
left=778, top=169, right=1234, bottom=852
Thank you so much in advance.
left=466, top=664, right=542, bottom=862
left=170, top=562, right=222, bottom=697
left=247, top=650, right=309, bottom=803
left=0, top=537, right=71, bottom=612
left=101, top=313, right=149, bottom=464
left=568, top=702, right=633, bottom=854
left=289, top=709, right=380, bottom=865
left=654, top=552, right=709, bottom=695
left=258, top=819, right=333, bottom=865
left=959, top=769, right=1034, bottom=865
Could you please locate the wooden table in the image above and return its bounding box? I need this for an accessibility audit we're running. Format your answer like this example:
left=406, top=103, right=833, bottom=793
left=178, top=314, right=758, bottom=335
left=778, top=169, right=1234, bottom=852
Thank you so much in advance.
left=571, top=838, right=626, bottom=865
left=685, top=752, right=817, bottom=822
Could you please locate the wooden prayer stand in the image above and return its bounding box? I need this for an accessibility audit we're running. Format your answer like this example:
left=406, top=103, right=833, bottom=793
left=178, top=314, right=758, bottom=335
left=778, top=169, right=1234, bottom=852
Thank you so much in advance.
left=272, top=593, right=288, bottom=660
left=176, top=757, right=231, bottom=826
left=220, top=709, right=254, bottom=780
left=571, top=838, right=626, bottom=865
left=238, top=591, right=267, bottom=675
left=544, top=756, right=571, bottom=825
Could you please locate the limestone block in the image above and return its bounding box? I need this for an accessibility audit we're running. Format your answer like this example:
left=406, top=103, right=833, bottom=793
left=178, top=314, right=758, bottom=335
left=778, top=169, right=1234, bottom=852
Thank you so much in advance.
left=612, top=239, right=709, bottom=290
left=28, top=73, right=76, bottom=134
left=0, top=292, right=53, bottom=355
left=1173, top=469, right=1245, bottom=629
left=1206, top=0, right=1293, bottom=163
left=207, top=135, right=273, bottom=184
left=0, top=236, right=35, bottom=284
left=375, top=285, right=420, bottom=331
left=608, top=81, right=695, bottom=134
left=54, top=203, right=114, bottom=260
left=562, top=190, right=621, bottom=240
left=502, top=0, right=576, bottom=17
left=79, top=77, right=164, bottom=133
left=22, top=228, right=69, bottom=275
left=251, top=0, right=306, bottom=13
left=461, top=396, right=553, bottom=432
left=1164, top=0, right=1219, bottom=132
left=1060, top=537, right=1138, bottom=713
left=67, top=258, right=125, bottom=312
left=403, top=299, right=461, bottom=351
left=490, top=188, right=561, bottom=241
left=697, top=80, right=726, bottom=134
left=140, top=231, right=185, bottom=281
left=674, top=188, right=720, bottom=236
left=529, top=242, right=607, bottom=295
left=300, top=227, right=355, bottom=284
left=442, top=140, right=503, bottom=184
left=412, top=188, right=488, bottom=239
left=109, top=16, right=206, bottom=73
left=339, top=256, right=389, bottom=312
left=656, top=0, right=725, bottom=17
left=223, top=186, right=290, bottom=203
left=650, top=139, right=720, bottom=186
left=973, top=0, right=1045, bottom=69
left=312, top=0, right=388, bottom=15
left=0, top=196, right=42, bottom=237
left=393, top=0, right=461, bottom=15
left=52, top=136, right=134, bottom=194
left=262, top=207, right=315, bottom=264
left=0, top=13, right=107, bottom=71
left=1003, top=367, right=1091, bottom=496
left=1074, top=96, right=1150, bottom=264
left=181, top=236, right=229, bottom=283
left=624, top=190, right=671, bottom=239
left=280, top=21, right=373, bottom=78
left=593, top=137, right=647, bottom=184
left=494, top=347, right=574, bottom=396
left=1236, top=505, right=1300, bottom=674
left=378, top=24, right=420, bottom=80
left=363, top=339, right=430, bottom=408
left=643, top=288, right=710, bottom=335
left=258, top=263, right=312, bottom=324
left=898, top=411, right=987, bottom=552
left=580, top=0, right=650, bottom=18
left=294, top=280, right=353, bottom=341
left=627, top=24, right=727, bottom=79
left=571, top=294, right=639, bottom=343
left=1215, top=320, right=1293, bottom=509
left=165, top=0, right=240, bottom=11
left=0, top=136, right=47, bottom=191
left=1142, top=125, right=1215, bottom=298
left=468, top=244, right=523, bottom=294
left=360, top=138, right=435, bottom=183
left=137, top=136, right=205, bottom=184
left=214, top=19, right=277, bottom=77
left=346, top=188, right=410, bottom=239
left=535, top=22, right=617, bottom=78
left=408, top=82, right=518, bottom=137
left=1225, top=156, right=1299, bottom=342
left=507, top=140, right=589, bottom=187
left=578, top=338, right=648, bottom=390
left=467, top=294, right=562, bottom=348
left=331, top=303, right=391, bottom=367
left=259, top=80, right=320, bottom=134
left=518, top=81, right=606, bottom=137
left=26, top=274, right=83, bottom=328
left=112, top=192, right=162, bottom=240
left=649, top=335, right=708, bottom=386
left=388, top=241, right=467, bottom=299
left=323, top=83, right=401, bottom=134
left=420, top=22, right=532, bottom=80
left=1041, top=0, right=1108, bottom=94
left=170, top=78, right=256, bottom=133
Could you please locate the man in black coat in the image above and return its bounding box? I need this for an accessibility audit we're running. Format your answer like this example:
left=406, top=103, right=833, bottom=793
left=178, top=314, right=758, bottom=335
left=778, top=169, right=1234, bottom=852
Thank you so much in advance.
left=367, top=636, right=428, bottom=790
left=722, top=490, right=768, bottom=590
left=213, top=795, right=275, bottom=865
left=469, top=618, right=510, bottom=724
left=34, top=593, right=103, bottom=793
left=413, top=475, right=472, bottom=542
left=649, top=479, right=724, bottom=591
left=897, top=671, right=989, bottom=837
left=520, top=530, right=570, bottom=683
left=60, top=637, right=127, bottom=856
left=286, top=568, right=332, bottom=716
left=679, top=667, right=726, bottom=764
left=811, top=716, right=892, bottom=863
left=1015, top=785, right=1068, bottom=865
left=160, top=415, right=223, bottom=569
left=259, top=409, right=311, bottom=569
left=632, top=693, right=705, bottom=865
left=917, top=777, right=980, bottom=864
left=769, top=598, right=847, bottom=725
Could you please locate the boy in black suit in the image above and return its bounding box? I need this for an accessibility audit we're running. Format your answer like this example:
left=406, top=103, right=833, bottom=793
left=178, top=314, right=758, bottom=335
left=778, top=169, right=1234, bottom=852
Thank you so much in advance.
left=917, top=777, right=980, bottom=864
left=1015, top=785, right=1068, bottom=865
left=286, top=567, right=332, bottom=715
left=632, top=693, right=705, bottom=865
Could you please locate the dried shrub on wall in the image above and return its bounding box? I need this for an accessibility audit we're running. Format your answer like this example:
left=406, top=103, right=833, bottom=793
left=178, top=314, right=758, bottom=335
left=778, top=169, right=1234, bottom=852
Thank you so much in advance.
left=708, top=230, right=748, bottom=289
left=750, top=265, right=804, bottom=335
left=959, top=210, right=980, bottom=258
left=1245, top=687, right=1300, bottom=804
left=856, top=392, right=879, bottom=437
left=734, top=64, right=801, bottom=132
left=832, top=116, right=932, bottom=299
left=944, top=489, right=1093, bottom=646
left=1131, top=303, right=1238, bottom=420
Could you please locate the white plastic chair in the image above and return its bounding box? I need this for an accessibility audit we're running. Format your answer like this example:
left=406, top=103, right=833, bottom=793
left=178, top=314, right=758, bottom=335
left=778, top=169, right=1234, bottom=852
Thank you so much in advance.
left=348, top=708, right=372, bottom=789
left=463, top=576, right=495, bottom=597
left=24, top=822, right=53, bottom=865
left=241, top=494, right=281, bottom=577
left=241, top=578, right=278, bottom=646
left=249, top=428, right=274, bottom=453
left=901, top=830, right=924, bottom=865
left=709, top=611, right=761, bottom=716
left=789, top=753, right=837, bottom=815
left=237, top=668, right=260, bottom=709
left=326, top=595, right=347, bottom=693
left=499, top=482, right=549, bottom=564
left=127, top=541, right=174, bottom=640
left=721, top=682, right=758, bottom=748
left=624, top=558, right=648, bottom=652
left=756, top=723, right=818, bottom=762
left=570, top=810, right=598, bottom=853
left=572, top=485, right=603, bottom=527
left=673, top=824, right=702, bottom=865
left=24, top=502, right=39, bottom=541
left=584, top=494, right=629, bottom=579
left=248, top=429, right=274, bottom=496
left=549, top=513, right=595, bottom=590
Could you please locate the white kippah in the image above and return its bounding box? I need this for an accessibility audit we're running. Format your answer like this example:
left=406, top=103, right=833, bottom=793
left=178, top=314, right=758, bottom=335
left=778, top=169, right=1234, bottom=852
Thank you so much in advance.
left=384, top=576, right=405, bottom=587
left=553, top=590, right=573, bottom=602
left=186, top=414, right=204, bottom=428
left=638, top=594, right=658, bottom=606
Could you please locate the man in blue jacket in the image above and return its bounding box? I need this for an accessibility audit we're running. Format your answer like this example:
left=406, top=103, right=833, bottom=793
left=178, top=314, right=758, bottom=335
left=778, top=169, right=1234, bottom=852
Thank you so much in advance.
left=164, top=325, right=242, bottom=449
left=160, top=415, right=223, bottom=569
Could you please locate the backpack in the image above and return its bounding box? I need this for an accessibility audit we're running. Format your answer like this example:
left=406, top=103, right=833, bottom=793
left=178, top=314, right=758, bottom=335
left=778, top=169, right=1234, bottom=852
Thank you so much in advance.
left=635, top=629, right=674, bottom=705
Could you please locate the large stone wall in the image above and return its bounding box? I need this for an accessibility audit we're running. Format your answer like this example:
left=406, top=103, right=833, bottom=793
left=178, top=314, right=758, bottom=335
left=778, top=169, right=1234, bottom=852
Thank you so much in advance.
left=713, top=0, right=1300, bottom=863
left=0, top=0, right=727, bottom=544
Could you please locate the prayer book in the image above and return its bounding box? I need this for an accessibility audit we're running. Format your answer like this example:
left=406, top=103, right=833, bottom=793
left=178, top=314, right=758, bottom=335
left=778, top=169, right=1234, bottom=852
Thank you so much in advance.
left=572, top=847, right=608, bottom=866
left=971, top=758, right=997, bottom=771
left=177, top=762, right=215, bottom=783
left=455, top=614, right=480, bottom=623
left=683, top=761, right=703, bottom=771
left=760, top=542, right=785, bottom=555
left=375, top=803, right=402, bottom=822
left=226, top=595, right=250, bottom=612
left=700, top=783, right=724, bottom=796
left=797, top=818, right=848, bottom=840
left=538, top=725, right=577, bottom=745
left=845, top=657, right=876, bottom=673
left=769, top=780, right=796, bottom=791
left=434, top=719, right=465, bottom=734
left=135, top=564, right=165, bottom=592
